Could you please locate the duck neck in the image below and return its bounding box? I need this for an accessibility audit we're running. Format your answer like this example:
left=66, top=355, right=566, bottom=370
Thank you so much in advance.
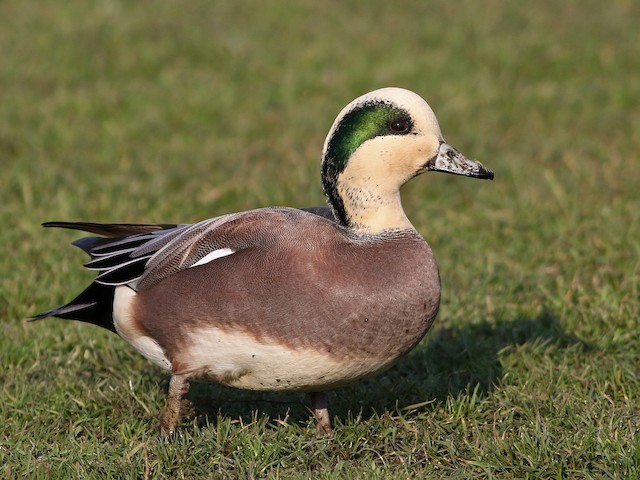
left=324, top=173, right=414, bottom=235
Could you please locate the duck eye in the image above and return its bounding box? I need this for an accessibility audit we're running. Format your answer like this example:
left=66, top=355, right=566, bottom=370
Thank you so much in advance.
left=389, top=117, right=411, bottom=134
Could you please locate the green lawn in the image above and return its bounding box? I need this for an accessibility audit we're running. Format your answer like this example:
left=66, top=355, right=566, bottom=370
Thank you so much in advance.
left=1, top=1, right=639, bottom=478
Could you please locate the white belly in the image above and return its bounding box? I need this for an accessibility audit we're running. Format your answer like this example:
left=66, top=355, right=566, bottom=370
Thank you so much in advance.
left=112, top=286, right=396, bottom=391
left=178, top=326, right=397, bottom=391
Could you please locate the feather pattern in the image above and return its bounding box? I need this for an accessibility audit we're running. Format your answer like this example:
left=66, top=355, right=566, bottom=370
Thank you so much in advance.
left=42, top=221, right=179, bottom=237
left=38, top=207, right=336, bottom=300
left=46, top=208, right=324, bottom=292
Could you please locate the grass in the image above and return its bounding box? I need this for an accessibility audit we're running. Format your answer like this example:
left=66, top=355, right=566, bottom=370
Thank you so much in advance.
left=1, top=0, right=639, bottom=478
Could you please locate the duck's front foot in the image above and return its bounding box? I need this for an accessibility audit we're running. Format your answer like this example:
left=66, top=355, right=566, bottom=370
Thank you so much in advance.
left=310, top=391, right=332, bottom=436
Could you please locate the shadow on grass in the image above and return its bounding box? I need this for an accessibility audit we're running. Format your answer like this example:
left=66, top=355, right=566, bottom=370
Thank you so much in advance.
left=178, top=308, right=590, bottom=429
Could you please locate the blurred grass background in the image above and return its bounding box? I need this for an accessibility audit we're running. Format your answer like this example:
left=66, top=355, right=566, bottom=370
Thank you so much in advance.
left=1, top=0, right=638, bottom=478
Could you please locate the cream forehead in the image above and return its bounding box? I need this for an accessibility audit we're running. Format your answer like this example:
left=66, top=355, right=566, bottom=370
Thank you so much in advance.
left=324, top=88, right=442, bottom=153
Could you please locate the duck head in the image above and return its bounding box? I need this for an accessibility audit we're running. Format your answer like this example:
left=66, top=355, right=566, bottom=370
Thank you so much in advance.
left=321, top=87, right=493, bottom=234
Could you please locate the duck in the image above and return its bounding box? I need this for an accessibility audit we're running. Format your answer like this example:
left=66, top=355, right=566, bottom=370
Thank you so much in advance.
left=33, top=87, right=493, bottom=436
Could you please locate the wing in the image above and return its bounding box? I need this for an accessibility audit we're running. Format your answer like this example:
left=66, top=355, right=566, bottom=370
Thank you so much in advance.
left=299, top=206, right=335, bottom=221
left=74, top=207, right=337, bottom=291
left=75, top=214, right=234, bottom=290
left=33, top=206, right=337, bottom=327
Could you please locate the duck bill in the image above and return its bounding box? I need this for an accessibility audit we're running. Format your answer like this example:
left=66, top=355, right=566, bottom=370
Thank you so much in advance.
left=425, top=141, right=494, bottom=180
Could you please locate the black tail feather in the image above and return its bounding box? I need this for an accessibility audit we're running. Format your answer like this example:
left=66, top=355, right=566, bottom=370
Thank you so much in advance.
left=31, top=283, right=117, bottom=334
left=72, top=236, right=115, bottom=256
left=33, top=221, right=176, bottom=334
left=43, top=221, right=178, bottom=238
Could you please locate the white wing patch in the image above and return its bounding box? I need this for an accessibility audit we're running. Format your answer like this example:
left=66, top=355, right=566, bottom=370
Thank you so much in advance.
left=190, top=247, right=235, bottom=268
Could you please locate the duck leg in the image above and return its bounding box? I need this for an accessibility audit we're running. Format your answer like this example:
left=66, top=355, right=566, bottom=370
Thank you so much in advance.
left=310, top=391, right=332, bottom=435
left=160, top=374, right=190, bottom=435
